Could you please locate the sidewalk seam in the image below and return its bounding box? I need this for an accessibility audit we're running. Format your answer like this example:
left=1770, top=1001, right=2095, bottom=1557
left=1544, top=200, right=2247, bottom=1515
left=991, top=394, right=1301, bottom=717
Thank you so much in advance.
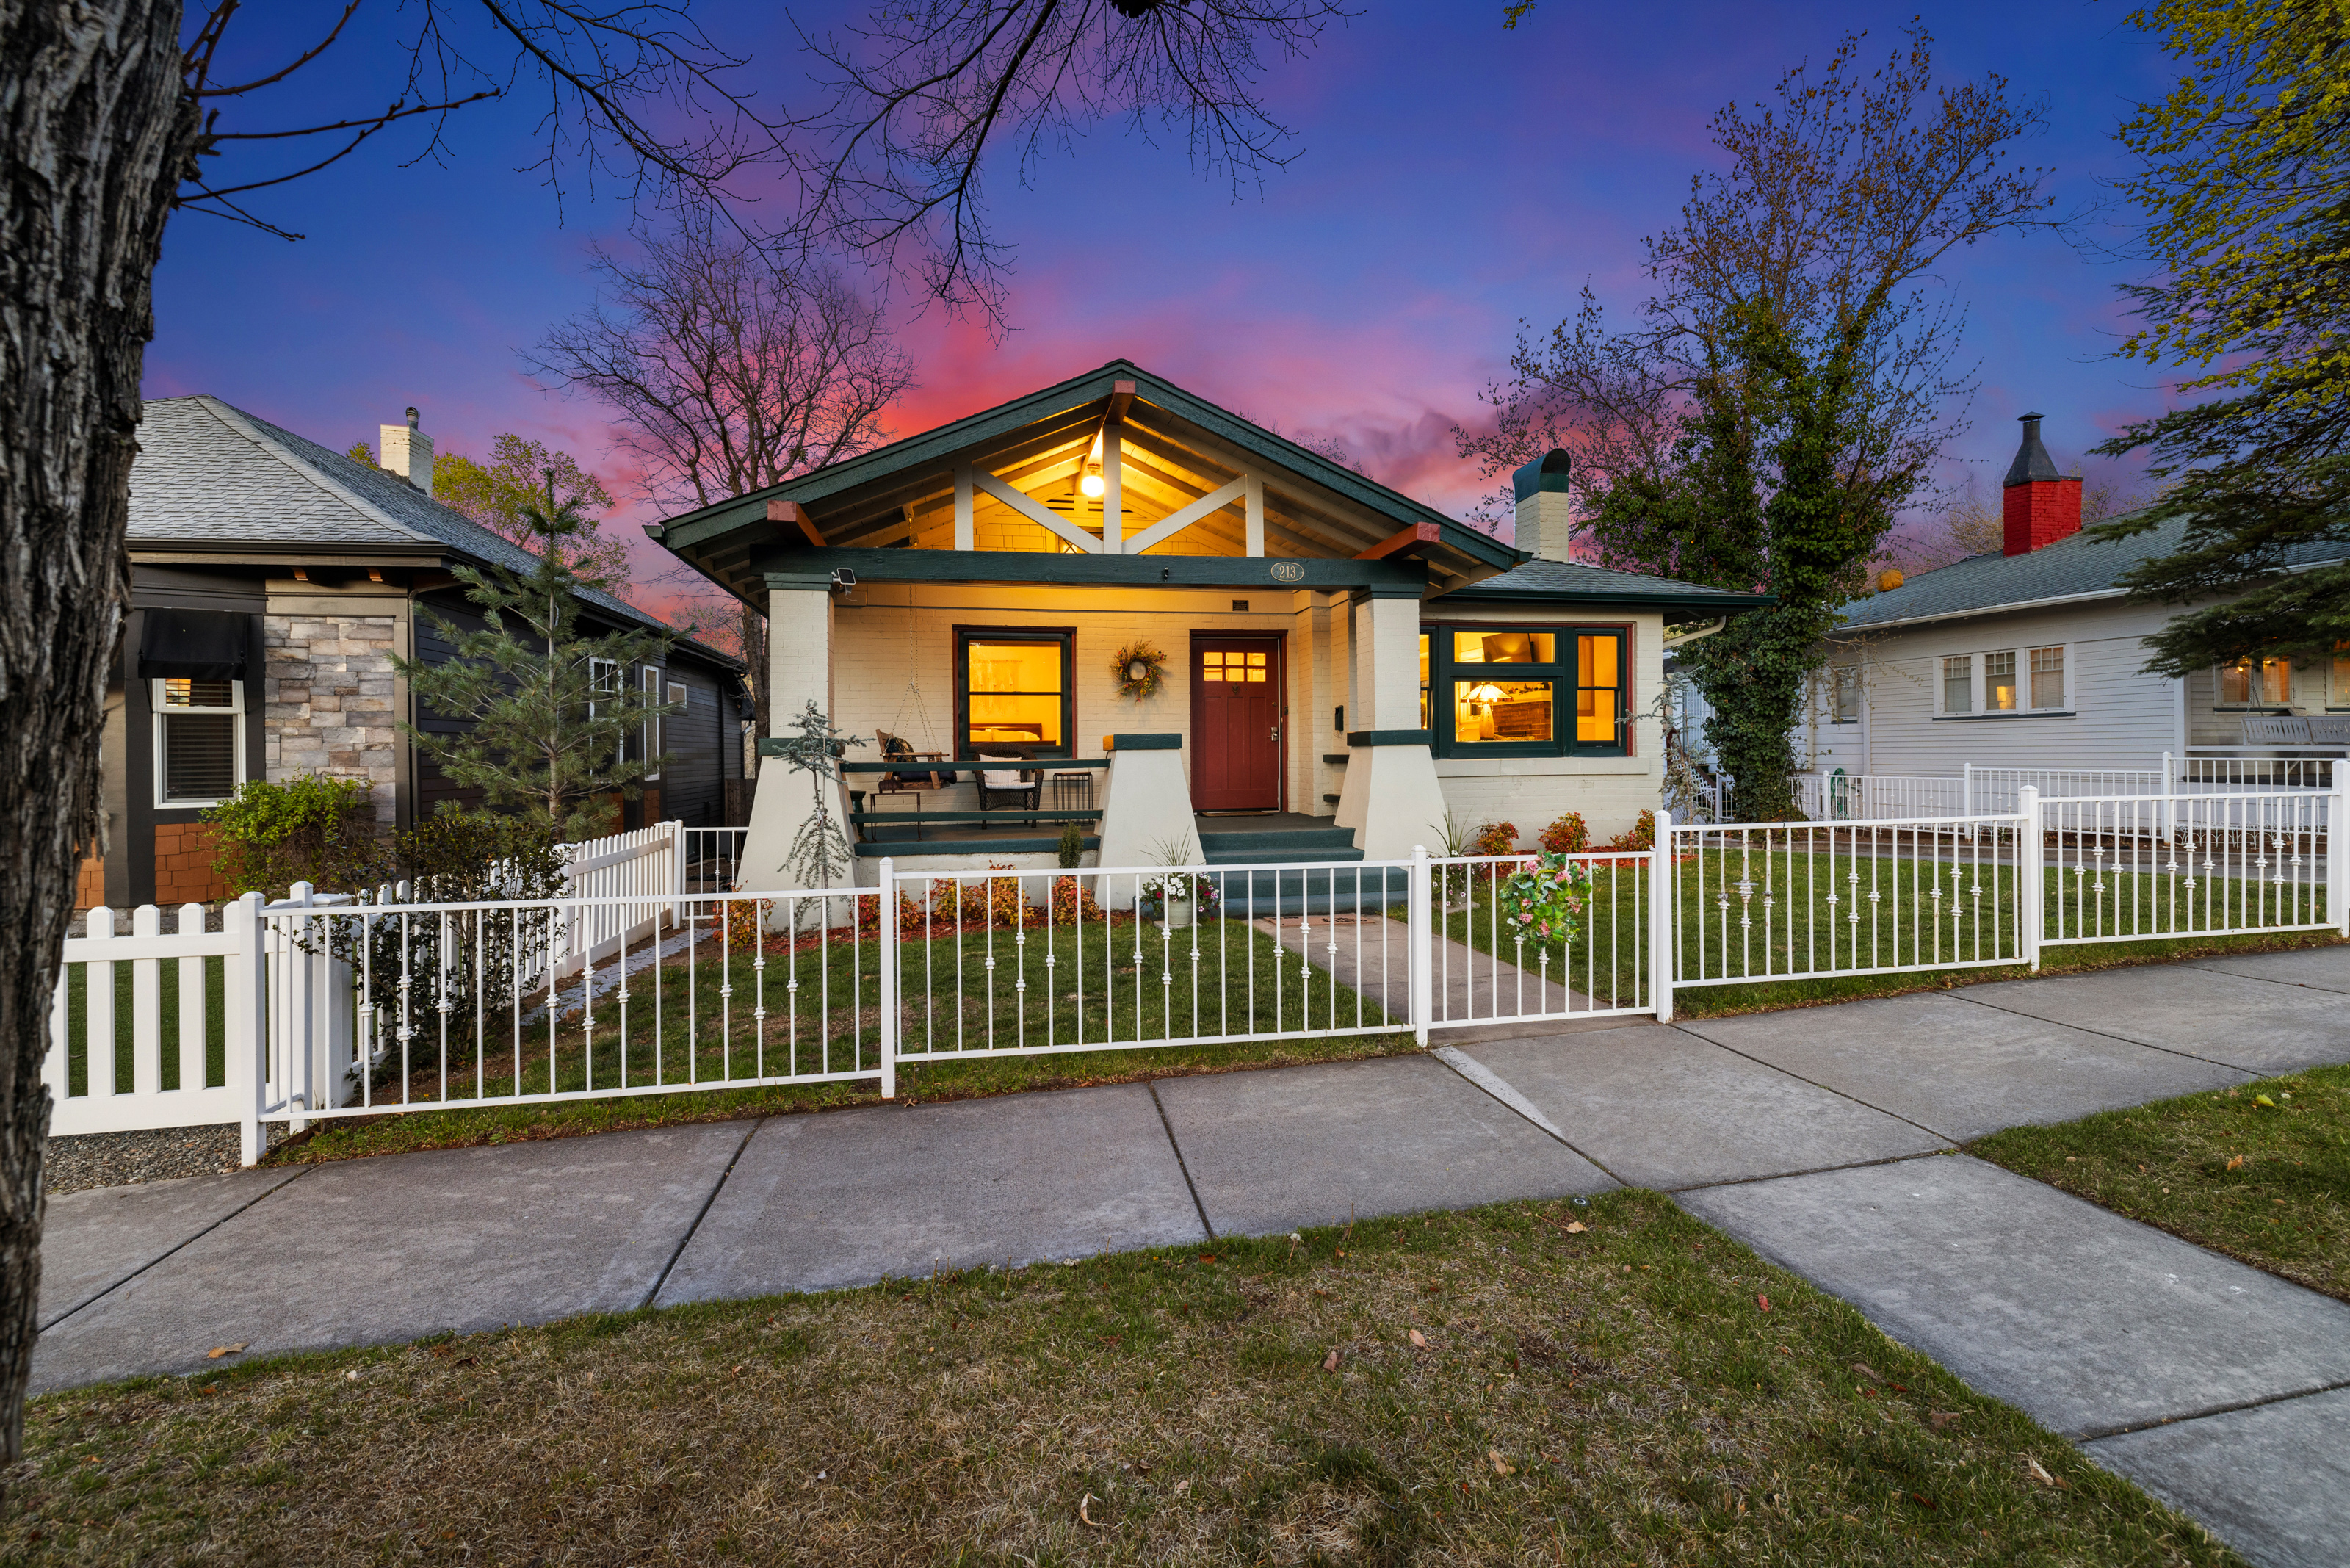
left=1663, top=1146, right=1959, bottom=1195
left=2075, top=1376, right=2350, bottom=1443
left=38, top=1165, right=314, bottom=1334
left=1945, top=989, right=2278, bottom=1075
left=1665, top=1023, right=1970, bottom=1147
left=641, top=1119, right=762, bottom=1310
left=1426, top=1045, right=1627, bottom=1184
left=1147, top=1080, right=1217, bottom=1242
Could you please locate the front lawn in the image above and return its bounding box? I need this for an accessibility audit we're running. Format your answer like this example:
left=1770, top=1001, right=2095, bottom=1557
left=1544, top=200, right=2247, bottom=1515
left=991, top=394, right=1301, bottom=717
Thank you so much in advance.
left=8, top=1193, right=2235, bottom=1565
left=267, top=917, right=1408, bottom=1167
left=1970, top=1065, right=2350, bottom=1304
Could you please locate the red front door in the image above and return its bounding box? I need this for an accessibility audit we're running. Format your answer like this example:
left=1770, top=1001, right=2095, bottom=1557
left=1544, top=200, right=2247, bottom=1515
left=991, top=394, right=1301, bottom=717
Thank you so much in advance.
left=1191, top=638, right=1282, bottom=810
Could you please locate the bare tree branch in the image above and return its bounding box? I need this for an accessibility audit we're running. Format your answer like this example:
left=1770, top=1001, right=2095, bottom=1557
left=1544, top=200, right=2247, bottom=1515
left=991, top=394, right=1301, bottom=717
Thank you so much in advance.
left=789, top=0, right=1355, bottom=319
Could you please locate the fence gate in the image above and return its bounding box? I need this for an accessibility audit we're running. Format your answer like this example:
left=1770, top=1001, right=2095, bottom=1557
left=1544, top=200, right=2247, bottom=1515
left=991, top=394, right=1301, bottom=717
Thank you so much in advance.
left=1420, top=850, right=1655, bottom=1030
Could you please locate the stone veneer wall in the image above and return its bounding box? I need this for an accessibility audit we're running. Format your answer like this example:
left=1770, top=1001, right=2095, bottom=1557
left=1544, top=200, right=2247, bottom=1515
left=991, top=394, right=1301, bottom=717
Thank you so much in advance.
left=266, top=614, right=400, bottom=823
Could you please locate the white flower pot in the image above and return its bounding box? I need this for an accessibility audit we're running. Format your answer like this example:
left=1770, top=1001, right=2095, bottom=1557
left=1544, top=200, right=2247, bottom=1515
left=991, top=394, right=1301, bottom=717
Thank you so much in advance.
left=1158, top=897, right=1194, bottom=931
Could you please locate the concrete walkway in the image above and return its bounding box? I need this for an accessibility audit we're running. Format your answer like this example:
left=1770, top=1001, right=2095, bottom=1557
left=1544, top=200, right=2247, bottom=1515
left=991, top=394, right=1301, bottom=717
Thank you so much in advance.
left=35, top=944, right=2350, bottom=1567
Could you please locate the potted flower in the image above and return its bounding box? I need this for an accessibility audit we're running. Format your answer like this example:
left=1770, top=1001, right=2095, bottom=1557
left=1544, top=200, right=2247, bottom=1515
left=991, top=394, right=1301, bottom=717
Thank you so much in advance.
left=1140, top=869, right=1203, bottom=929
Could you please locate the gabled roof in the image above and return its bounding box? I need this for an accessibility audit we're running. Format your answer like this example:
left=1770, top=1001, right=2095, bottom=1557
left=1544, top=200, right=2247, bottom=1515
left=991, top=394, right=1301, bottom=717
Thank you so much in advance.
left=1431, top=557, right=1774, bottom=616
left=1839, top=514, right=2349, bottom=632
left=131, top=395, right=738, bottom=665
left=651, top=358, right=1528, bottom=604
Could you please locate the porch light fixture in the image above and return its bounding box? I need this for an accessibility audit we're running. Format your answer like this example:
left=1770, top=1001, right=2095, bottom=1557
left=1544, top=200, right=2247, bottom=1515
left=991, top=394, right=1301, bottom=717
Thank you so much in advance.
left=1080, top=463, right=1106, bottom=499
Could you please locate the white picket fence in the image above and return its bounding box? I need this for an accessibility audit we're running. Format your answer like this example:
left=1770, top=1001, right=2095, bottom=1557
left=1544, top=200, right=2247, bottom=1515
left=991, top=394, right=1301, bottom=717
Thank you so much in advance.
left=1796, top=751, right=2344, bottom=823
left=44, top=785, right=2346, bottom=1164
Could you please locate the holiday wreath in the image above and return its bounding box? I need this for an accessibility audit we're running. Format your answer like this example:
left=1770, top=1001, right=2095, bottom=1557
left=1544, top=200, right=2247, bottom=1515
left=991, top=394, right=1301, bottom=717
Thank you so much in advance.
left=1493, top=852, right=1594, bottom=946
left=1111, top=640, right=1168, bottom=703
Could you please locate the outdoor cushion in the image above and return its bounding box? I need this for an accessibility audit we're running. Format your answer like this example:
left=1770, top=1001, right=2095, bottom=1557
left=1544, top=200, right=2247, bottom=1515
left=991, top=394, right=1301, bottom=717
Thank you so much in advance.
left=979, top=754, right=1029, bottom=790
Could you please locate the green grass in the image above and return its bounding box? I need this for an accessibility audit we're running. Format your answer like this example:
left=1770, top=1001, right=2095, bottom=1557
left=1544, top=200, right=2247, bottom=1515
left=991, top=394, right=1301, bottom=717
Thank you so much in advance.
left=1971, top=1066, right=2350, bottom=1305
left=59, top=957, right=226, bottom=1098
left=1430, top=850, right=2340, bottom=1019
left=6, top=1193, right=2238, bottom=1565
left=269, top=918, right=1408, bottom=1167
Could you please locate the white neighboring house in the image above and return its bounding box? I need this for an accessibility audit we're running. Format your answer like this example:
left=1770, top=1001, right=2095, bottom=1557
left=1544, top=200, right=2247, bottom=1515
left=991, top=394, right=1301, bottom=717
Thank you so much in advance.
left=1806, top=413, right=2349, bottom=784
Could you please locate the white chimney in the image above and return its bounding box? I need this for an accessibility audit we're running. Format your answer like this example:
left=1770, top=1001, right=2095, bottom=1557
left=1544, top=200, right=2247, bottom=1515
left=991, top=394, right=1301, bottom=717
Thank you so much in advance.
left=1510, top=448, right=1574, bottom=563
left=379, top=405, right=435, bottom=494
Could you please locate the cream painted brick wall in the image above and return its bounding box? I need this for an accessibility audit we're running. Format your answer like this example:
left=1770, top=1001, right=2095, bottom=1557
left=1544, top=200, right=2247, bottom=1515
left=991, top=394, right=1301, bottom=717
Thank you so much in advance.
left=264, top=613, right=399, bottom=823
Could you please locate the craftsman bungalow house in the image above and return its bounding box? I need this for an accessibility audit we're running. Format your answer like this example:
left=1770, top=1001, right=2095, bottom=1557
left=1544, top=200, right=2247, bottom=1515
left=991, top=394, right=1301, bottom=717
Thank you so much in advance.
left=648, top=361, right=1768, bottom=892
left=83, top=395, right=748, bottom=911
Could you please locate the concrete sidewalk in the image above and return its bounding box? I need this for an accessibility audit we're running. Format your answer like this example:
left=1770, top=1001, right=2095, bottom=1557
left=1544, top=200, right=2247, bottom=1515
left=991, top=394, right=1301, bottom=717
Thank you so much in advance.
left=35, top=943, right=2350, bottom=1566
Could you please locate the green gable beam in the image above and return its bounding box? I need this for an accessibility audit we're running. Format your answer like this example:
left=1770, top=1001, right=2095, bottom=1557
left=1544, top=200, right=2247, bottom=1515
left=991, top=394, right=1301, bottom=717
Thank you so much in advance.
left=755, top=548, right=1428, bottom=591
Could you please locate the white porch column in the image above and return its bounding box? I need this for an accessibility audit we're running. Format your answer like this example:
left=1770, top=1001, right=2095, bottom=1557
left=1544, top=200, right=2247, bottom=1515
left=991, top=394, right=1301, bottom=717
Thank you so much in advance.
left=1332, top=588, right=1442, bottom=860
left=1093, top=733, right=1199, bottom=907
left=738, top=573, right=851, bottom=896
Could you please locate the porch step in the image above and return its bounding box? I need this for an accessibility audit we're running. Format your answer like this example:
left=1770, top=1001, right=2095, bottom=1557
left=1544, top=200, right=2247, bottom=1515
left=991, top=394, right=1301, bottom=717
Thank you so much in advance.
left=1204, top=863, right=1409, bottom=917
left=1196, top=825, right=1360, bottom=864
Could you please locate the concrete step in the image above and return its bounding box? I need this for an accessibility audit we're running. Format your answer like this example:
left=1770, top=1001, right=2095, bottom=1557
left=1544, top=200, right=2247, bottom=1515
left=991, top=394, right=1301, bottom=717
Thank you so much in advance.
left=1201, top=864, right=1407, bottom=916
left=1197, top=826, right=1360, bottom=865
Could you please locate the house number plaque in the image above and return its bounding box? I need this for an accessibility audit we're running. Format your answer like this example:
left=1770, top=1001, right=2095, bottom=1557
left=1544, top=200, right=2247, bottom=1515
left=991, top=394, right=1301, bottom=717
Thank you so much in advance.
left=1269, top=560, right=1304, bottom=582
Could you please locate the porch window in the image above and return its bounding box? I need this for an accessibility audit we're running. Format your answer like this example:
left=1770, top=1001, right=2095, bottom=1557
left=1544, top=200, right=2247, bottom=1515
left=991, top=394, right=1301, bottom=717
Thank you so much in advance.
left=153, top=678, right=243, bottom=806
left=2218, top=655, right=2290, bottom=708
left=955, top=627, right=1072, bottom=756
left=1428, top=626, right=1624, bottom=756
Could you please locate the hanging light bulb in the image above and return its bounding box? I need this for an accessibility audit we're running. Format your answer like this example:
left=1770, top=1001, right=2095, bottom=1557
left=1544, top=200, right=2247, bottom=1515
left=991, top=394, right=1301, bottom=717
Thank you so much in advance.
left=1080, top=463, right=1105, bottom=499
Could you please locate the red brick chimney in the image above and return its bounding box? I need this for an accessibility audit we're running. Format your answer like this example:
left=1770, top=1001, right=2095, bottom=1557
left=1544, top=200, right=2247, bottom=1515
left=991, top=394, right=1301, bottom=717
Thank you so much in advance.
left=2002, top=412, right=2082, bottom=556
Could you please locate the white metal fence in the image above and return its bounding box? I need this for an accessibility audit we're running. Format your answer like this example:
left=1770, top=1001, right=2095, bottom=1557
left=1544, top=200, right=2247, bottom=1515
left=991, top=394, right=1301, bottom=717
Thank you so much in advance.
left=45, top=784, right=2346, bottom=1165
left=1796, top=753, right=2345, bottom=823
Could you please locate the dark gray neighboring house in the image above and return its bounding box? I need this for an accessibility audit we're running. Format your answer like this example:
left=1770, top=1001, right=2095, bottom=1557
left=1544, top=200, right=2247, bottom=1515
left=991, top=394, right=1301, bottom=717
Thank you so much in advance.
left=95, top=394, right=747, bottom=910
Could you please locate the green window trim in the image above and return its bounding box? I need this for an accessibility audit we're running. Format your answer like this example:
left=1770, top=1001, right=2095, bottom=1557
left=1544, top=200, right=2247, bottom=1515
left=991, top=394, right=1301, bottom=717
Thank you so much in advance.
left=953, top=625, right=1076, bottom=762
left=1423, top=624, right=1630, bottom=759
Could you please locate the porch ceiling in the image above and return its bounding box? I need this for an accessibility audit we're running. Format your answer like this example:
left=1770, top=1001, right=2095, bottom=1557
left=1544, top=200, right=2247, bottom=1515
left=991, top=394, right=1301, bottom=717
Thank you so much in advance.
left=650, top=360, right=1522, bottom=608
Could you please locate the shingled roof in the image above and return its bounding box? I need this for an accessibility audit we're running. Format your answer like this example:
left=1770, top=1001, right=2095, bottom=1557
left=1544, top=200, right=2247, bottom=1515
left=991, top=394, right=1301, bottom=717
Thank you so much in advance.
left=1431, top=556, right=1774, bottom=616
left=1839, top=513, right=2348, bottom=631
left=131, top=394, right=731, bottom=660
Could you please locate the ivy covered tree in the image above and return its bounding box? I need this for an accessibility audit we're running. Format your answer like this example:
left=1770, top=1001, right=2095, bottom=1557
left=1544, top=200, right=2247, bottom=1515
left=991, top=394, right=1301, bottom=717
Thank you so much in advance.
left=395, top=482, right=678, bottom=842
left=2088, top=0, right=2350, bottom=675
left=1461, top=30, right=2050, bottom=817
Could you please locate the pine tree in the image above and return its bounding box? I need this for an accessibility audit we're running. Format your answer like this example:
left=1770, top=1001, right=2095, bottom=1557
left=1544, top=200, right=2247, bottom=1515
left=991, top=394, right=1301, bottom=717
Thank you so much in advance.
left=394, top=478, right=678, bottom=841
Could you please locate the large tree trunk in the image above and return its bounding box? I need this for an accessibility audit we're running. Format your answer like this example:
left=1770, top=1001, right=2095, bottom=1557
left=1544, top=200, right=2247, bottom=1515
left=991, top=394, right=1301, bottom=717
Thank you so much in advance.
left=0, top=0, right=191, bottom=1456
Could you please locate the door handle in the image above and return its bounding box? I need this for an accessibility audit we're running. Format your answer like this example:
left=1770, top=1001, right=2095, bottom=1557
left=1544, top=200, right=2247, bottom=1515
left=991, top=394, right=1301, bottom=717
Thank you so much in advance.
left=1270, top=726, right=1280, bottom=743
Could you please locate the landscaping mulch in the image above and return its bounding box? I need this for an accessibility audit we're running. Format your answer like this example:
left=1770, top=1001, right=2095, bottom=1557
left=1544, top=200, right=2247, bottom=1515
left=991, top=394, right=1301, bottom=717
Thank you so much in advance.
left=5, top=1193, right=2239, bottom=1566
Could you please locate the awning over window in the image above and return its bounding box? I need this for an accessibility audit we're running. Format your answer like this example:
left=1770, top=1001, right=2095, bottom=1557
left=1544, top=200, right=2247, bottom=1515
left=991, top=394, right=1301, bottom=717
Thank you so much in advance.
left=138, top=608, right=250, bottom=681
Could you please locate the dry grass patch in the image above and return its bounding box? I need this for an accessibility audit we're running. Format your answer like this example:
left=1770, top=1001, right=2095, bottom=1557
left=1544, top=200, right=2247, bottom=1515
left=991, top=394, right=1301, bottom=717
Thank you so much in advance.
left=1972, top=1064, right=2350, bottom=1304
left=7, top=1193, right=2236, bottom=1565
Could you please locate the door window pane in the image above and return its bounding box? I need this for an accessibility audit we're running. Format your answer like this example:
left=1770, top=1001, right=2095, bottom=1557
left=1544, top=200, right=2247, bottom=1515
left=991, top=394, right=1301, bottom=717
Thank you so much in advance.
left=1942, top=655, right=1973, bottom=713
left=1986, top=650, right=2018, bottom=711
left=2029, top=646, right=2065, bottom=709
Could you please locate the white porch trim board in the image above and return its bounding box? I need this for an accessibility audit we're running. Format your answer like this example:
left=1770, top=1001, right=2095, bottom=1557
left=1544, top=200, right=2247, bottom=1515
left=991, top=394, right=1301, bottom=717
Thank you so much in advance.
left=1336, top=593, right=1444, bottom=861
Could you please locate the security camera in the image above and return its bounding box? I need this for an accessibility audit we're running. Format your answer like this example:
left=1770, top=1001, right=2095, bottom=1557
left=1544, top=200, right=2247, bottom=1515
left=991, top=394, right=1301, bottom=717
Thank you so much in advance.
left=830, top=568, right=857, bottom=591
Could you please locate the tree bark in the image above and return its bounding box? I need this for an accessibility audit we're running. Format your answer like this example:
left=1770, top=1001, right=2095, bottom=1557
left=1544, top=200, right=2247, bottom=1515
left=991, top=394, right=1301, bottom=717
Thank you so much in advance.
left=0, top=0, right=192, bottom=1457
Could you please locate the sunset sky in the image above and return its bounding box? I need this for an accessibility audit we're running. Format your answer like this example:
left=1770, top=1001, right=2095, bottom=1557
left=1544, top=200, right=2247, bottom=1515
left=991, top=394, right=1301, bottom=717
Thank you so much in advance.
left=147, top=0, right=2183, bottom=618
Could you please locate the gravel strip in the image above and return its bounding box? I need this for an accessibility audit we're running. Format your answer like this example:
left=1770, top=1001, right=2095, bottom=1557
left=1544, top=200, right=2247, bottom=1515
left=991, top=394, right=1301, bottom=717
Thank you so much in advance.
left=43, top=1126, right=283, bottom=1197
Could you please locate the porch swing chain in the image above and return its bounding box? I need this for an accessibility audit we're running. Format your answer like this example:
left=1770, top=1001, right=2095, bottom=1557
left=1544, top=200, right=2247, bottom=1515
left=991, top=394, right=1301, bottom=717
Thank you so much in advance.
left=886, top=588, right=942, bottom=759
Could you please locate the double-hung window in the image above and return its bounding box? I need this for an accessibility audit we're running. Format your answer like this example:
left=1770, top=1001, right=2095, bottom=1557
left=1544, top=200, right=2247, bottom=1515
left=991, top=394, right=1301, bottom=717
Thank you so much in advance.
left=2219, top=655, right=2291, bottom=708
left=2029, top=646, right=2067, bottom=709
left=2332, top=643, right=2350, bottom=709
left=1941, top=655, right=1973, bottom=715
left=1428, top=626, right=1627, bottom=756
left=153, top=678, right=243, bottom=806
left=1828, top=666, right=1862, bottom=723
left=955, top=626, right=1073, bottom=757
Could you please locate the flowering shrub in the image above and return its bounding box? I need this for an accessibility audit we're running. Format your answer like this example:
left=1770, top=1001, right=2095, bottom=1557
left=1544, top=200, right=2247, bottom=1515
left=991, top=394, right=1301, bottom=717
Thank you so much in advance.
left=1493, top=852, right=1593, bottom=946
left=1607, top=810, right=1657, bottom=853
left=1049, top=874, right=1106, bottom=925
left=1138, top=870, right=1221, bottom=919
left=1538, top=812, right=1588, bottom=855
left=1470, top=820, right=1519, bottom=857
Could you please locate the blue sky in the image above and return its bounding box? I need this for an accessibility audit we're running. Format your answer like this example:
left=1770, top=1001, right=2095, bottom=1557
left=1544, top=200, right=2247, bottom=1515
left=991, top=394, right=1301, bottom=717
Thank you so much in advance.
left=148, top=0, right=2184, bottom=603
